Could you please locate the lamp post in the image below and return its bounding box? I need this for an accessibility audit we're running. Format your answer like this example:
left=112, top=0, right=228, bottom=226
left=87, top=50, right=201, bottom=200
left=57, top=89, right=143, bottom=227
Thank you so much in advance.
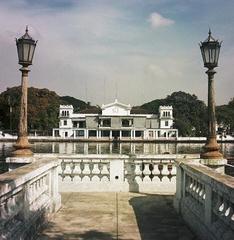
left=13, top=26, right=37, bottom=156
left=200, top=29, right=223, bottom=160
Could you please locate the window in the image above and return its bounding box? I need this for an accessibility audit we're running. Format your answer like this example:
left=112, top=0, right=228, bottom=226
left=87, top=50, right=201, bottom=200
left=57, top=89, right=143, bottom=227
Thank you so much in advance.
left=54, top=130, right=60, bottom=137
left=149, top=131, right=153, bottom=138
left=73, top=121, right=78, bottom=128
left=165, top=121, right=169, bottom=126
left=89, top=130, right=97, bottom=137
left=102, top=130, right=110, bottom=137
left=79, top=121, right=86, bottom=128
left=135, top=131, right=143, bottom=137
left=122, top=130, right=131, bottom=137
left=76, top=130, right=84, bottom=137
left=121, top=119, right=132, bottom=127
left=102, top=119, right=111, bottom=127
left=64, top=120, right=67, bottom=126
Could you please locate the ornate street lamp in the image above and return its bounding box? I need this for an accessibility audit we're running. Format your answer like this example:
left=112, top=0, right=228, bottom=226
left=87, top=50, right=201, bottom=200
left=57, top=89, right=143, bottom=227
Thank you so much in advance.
left=200, top=29, right=223, bottom=160
left=13, top=26, right=37, bottom=156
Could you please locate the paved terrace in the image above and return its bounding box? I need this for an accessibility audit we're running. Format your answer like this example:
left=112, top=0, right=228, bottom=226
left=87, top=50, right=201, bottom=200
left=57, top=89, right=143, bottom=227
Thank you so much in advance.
left=38, top=192, right=197, bottom=240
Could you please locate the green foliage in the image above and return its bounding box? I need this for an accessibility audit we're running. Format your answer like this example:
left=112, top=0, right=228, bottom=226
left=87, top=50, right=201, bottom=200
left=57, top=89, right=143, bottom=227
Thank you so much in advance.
left=142, top=91, right=208, bottom=137
left=60, top=96, right=87, bottom=112
left=0, top=86, right=88, bottom=132
left=216, top=98, right=234, bottom=134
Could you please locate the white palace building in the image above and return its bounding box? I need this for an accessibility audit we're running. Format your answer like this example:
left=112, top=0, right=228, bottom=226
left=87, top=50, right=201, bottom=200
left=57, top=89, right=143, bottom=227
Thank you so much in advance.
left=52, top=99, right=178, bottom=140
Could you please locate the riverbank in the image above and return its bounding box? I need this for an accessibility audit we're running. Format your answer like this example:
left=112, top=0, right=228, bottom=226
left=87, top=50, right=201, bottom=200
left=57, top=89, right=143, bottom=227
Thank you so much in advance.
left=0, top=135, right=234, bottom=143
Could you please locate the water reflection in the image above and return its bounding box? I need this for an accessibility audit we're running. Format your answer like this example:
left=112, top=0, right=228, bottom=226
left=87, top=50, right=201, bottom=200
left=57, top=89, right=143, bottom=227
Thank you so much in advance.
left=1, top=142, right=234, bottom=174
left=1, top=142, right=234, bottom=156
left=33, top=142, right=202, bottom=155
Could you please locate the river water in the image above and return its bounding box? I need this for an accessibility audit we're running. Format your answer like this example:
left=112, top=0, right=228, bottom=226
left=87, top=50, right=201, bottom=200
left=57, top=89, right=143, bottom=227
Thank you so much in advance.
left=1, top=142, right=234, bottom=174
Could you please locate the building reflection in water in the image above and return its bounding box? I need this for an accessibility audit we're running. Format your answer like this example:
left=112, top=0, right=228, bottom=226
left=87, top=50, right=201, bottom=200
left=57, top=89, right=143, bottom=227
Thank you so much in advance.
left=49, top=142, right=178, bottom=155
left=1, top=142, right=234, bottom=156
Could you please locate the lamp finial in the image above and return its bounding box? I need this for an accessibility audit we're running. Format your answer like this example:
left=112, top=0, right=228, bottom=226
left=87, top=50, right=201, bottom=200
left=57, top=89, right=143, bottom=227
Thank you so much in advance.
left=208, top=28, right=211, bottom=36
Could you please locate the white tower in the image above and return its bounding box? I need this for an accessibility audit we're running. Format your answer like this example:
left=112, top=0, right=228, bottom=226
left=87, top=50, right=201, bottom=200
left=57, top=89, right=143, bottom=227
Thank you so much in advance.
left=159, top=106, right=174, bottom=129
left=59, top=105, right=74, bottom=137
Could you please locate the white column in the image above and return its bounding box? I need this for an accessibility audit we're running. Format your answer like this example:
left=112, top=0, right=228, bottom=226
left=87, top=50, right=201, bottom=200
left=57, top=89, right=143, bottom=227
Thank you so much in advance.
left=144, top=130, right=147, bottom=140
left=110, top=130, right=112, bottom=139
left=109, top=143, right=112, bottom=153
left=84, top=143, right=88, bottom=154
left=119, top=131, right=122, bottom=140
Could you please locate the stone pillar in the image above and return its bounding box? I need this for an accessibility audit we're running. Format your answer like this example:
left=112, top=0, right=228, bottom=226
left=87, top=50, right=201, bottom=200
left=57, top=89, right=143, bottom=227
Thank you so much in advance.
left=84, top=143, right=88, bottom=154
left=173, top=163, right=184, bottom=213
left=13, top=67, right=33, bottom=157
left=119, top=131, right=122, bottom=140
left=109, top=143, right=112, bottom=153
left=85, top=129, right=88, bottom=138
left=110, top=130, right=112, bottom=139
left=110, top=159, right=124, bottom=191
left=201, top=69, right=223, bottom=161
left=50, top=164, right=61, bottom=212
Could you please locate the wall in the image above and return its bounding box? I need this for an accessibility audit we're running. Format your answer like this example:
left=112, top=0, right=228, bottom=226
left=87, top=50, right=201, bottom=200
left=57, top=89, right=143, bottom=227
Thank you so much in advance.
left=86, top=116, right=98, bottom=129
left=133, top=117, right=146, bottom=128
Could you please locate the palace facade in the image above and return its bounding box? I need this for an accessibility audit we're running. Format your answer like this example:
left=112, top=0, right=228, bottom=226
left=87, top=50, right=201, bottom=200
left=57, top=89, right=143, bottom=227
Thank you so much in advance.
left=52, top=99, right=178, bottom=140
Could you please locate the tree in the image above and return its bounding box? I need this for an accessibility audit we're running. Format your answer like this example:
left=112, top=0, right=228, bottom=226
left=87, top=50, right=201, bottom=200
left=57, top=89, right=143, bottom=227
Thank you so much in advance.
left=142, top=91, right=208, bottom=137
left=0, top=86, right=89, bottom=133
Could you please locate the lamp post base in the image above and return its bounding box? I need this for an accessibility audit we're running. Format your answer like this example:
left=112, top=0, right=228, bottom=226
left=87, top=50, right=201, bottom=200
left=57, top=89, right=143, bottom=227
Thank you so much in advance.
left=12, top=136, right=33, bottom=157
left=200, top=150, right=223, bottom=159
left=200, top=137, right=223, bottom=159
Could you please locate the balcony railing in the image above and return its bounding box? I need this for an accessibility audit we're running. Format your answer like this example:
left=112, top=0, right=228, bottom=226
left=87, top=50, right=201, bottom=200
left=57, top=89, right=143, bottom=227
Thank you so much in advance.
left=174, top=158, right=234, bottom=240
left=56, top=154, right=180, bottom=193
left=0, top=158, right=61, bottom=240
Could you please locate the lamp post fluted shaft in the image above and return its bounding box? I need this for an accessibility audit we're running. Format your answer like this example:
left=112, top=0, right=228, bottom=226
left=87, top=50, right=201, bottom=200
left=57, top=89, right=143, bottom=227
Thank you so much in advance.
left=201, top=69, right=223, bottom=159
left=13, top=67, right=32, bottom=155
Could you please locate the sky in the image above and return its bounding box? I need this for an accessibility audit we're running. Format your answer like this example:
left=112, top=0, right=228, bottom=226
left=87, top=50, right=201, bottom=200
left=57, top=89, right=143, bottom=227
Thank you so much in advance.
left=0, top=0, right=234, bottom=106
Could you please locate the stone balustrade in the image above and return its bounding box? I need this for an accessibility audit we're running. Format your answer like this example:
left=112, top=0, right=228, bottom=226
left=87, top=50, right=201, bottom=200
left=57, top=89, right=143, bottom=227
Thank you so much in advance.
left=174, top=158, right=234, bottom=240
left=0, top=158, right=61, bottom=240
left=57, top=154, right=179, bottom=193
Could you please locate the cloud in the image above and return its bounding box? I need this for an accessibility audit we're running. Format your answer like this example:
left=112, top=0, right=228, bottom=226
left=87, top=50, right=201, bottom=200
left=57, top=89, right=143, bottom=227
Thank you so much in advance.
left=148, top=12, right=174, bottom=29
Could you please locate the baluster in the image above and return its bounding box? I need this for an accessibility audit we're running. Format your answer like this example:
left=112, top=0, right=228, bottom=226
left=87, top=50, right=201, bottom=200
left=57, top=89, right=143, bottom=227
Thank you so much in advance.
left=92, top=162, right=100, bottom=175
left=101, top=163, right=109, bottom=175
left=143, top=163, right=151, bottom=175
left=149, top=162, right=154, bottom=181
left=83, top=161, right=91, bottom=174
left=135, top=162, right=142, bottom=176
left=152, top=161, right=160, bottom=175
left=158, top=161, right=163, bottom=181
